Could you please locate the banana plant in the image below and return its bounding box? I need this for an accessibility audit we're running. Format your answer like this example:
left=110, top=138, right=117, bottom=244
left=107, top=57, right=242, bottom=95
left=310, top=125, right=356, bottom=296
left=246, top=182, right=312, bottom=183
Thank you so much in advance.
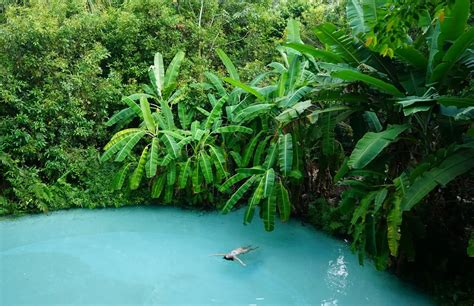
left=286, top=0, right=474, bottom=266
left=336, top=133, right=474, bottom=268
left=102, top=51, right=251, bottom=204
left=199, top=20, right=322, bottom=231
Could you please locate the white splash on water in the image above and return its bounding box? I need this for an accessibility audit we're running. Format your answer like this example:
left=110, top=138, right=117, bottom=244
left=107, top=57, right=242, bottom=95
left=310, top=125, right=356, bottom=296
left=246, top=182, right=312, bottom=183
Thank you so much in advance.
left=326, top=251, right=349, bottom=294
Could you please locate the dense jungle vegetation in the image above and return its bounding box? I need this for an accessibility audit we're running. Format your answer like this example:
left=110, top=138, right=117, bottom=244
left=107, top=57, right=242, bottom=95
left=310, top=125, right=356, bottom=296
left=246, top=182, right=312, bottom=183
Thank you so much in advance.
left=1, top=0, right=473, bottom=304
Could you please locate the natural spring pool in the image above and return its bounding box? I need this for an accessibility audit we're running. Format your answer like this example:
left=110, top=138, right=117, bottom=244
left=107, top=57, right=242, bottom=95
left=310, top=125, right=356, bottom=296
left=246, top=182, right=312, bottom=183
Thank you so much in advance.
left=0, top=206, right=432, bottom=305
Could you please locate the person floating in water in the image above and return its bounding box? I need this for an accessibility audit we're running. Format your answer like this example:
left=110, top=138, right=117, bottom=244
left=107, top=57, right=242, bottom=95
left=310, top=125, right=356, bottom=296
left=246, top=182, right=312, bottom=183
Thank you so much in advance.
left=210, top=245, right=258, bottom=266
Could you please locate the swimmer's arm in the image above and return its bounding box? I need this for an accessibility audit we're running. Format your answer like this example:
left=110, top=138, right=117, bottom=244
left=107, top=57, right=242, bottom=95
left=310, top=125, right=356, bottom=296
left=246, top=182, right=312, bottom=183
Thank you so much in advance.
left=209, top=253, right=226, bottom=256
left=234, top=256, right=246, bottom=267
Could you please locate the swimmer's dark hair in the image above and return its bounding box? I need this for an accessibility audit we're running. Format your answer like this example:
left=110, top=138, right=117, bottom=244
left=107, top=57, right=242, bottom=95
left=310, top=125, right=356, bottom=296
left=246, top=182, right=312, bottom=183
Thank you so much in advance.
left=223, top=255, right=234, bottom=261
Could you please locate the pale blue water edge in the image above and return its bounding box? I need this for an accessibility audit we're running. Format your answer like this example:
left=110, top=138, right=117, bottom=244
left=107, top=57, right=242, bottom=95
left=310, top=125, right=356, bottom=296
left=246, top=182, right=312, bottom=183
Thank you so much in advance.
left=0, top=206, right=432, bottom=306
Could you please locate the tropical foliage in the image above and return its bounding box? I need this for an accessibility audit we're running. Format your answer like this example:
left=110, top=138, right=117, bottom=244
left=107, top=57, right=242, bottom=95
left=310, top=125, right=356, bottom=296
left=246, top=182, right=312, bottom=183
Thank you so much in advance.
left=0, top=0, right=318, bottom=214
left=287, top=0, right=474, bottom=268
left=2, top=0, right=473, bottom=303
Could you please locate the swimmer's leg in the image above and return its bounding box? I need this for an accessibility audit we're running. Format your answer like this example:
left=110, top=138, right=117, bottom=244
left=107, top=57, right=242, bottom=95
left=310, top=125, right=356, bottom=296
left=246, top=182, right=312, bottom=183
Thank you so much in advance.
left=234, top=256, right=246, bottom=267
left=242, top=246, right=259, bottom=253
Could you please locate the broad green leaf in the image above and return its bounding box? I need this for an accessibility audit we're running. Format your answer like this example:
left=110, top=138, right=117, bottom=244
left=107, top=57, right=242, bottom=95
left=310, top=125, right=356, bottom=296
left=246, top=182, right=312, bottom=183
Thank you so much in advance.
left=387, top=197, right=402, bottom=256
left=321, top=112, right=337, bottom=157
left=167, top=162, right=177, bottom=186
left=178, top=103, right=192, bottom=129
left=192, top=128, right=205, bottom=142
left=209, top=145, right=227, bottom=181
left=214, top=125, right=253, bottom=134
left=177, top=136, right=194, bottom=149
left=276, top=182, right=291, bottom=222
left=315, top=23, right=362, bottom=65
left=286, top=18, right=303, bottom=44
left=224, top=78, right=264, bottom=101
left=244, top=176, right=265, bottom=224
left=199, top=152, right=213, bottom=184
left=307, top=106, right=352, bottom=124
left=237, top=167, right=266, bottom=175
left=394, top=173, right=409, bottom=197
left=347, top=0, right=367, bottom=36
left=440, top=0, right=470, bottom=43
left=348, top=125, right=409, bottom=169
left=204, top=72, right=227, bottom=96
left=427, top=22, right=442, bottom=78
left=268, top=62, right=287, bottom=73
left=191, top=162, right=202, bottom=193
left=263, top=142, right=278, bottom=169
left=126, top=93, right=155, bottom=101
left=363, top=111, right=382, bottom=132
left=230, top=151, right=243, bottom=168
left=151, top=175, right=166, bottom=198
left=169, top=89, right=187, bottom=105
left=178, top=158, right=191, bottom=189
left=196, top=106, right=210, bottom=117
left=146, top=138, right=159, bottom=178
left=164, top=183, right=174, bottom=204
left=263, top=189, right=277, bottom=231
left=219, top=172, right=252, bottom=192
left=216, top=48, right=240, bottom=81
left=430, top=28, right=474, bottom=83
left=164, top=51, right=185, bottom=94
left=104, top=128, right=144, bottom=151
left=438, top=96, right=474, bottom=108
left=140, top=97, right=156, bottom=133
left=278, top=133, right=293, bottom=176
left=153, top=112, right=167, bottom=129
left=221, top=176, right=256, bottom=213
left=253, top=136, right=272, bottom=166
left=351, top=191, right=376, bottom=225
left=285, top=43, right=343, bottom=63
left=263, top=168, right=275, bottom=198
left=395, top=47, right=428, bottom=70
left=334, top=157, right=349, bottom=182
left=332, top=70, right=404, bottom=97
left=373, top=188, right=388, bottom=213
left=279, top=87, right=312, bottom=108
left=106, top=108, right=136, bottom=127
left=130, top=146, right=148, bottom=190
left=159, top=100, right=175, bottom=129
left=122, top=97, right=143, bottom=117
left=277, top=71, right=288, bottom=97
left=205, top=95, right=228, bottom=129
left=153, top=52, right=165, bottom=96
left=233, top=104, right=274, bottom=123
left=160, top=130, right=186, bottom=141
left=286, top=55, right=302, bottom=92
left=161, top=134, right=180, bottom=158
left=160, top=154, right=173, bottom=167
left=401, top=149, right=474, bottom=211
left=112, top=163, right=130, bottom=190
left=114, top=131, right=146, bottom=162
left=242, top=132, right=263, bottom=167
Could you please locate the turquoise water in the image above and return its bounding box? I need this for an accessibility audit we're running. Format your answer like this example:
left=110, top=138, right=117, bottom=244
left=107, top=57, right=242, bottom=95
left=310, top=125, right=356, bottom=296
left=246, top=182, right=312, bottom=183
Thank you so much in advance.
left=0, top=207, right=431, bottom=305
